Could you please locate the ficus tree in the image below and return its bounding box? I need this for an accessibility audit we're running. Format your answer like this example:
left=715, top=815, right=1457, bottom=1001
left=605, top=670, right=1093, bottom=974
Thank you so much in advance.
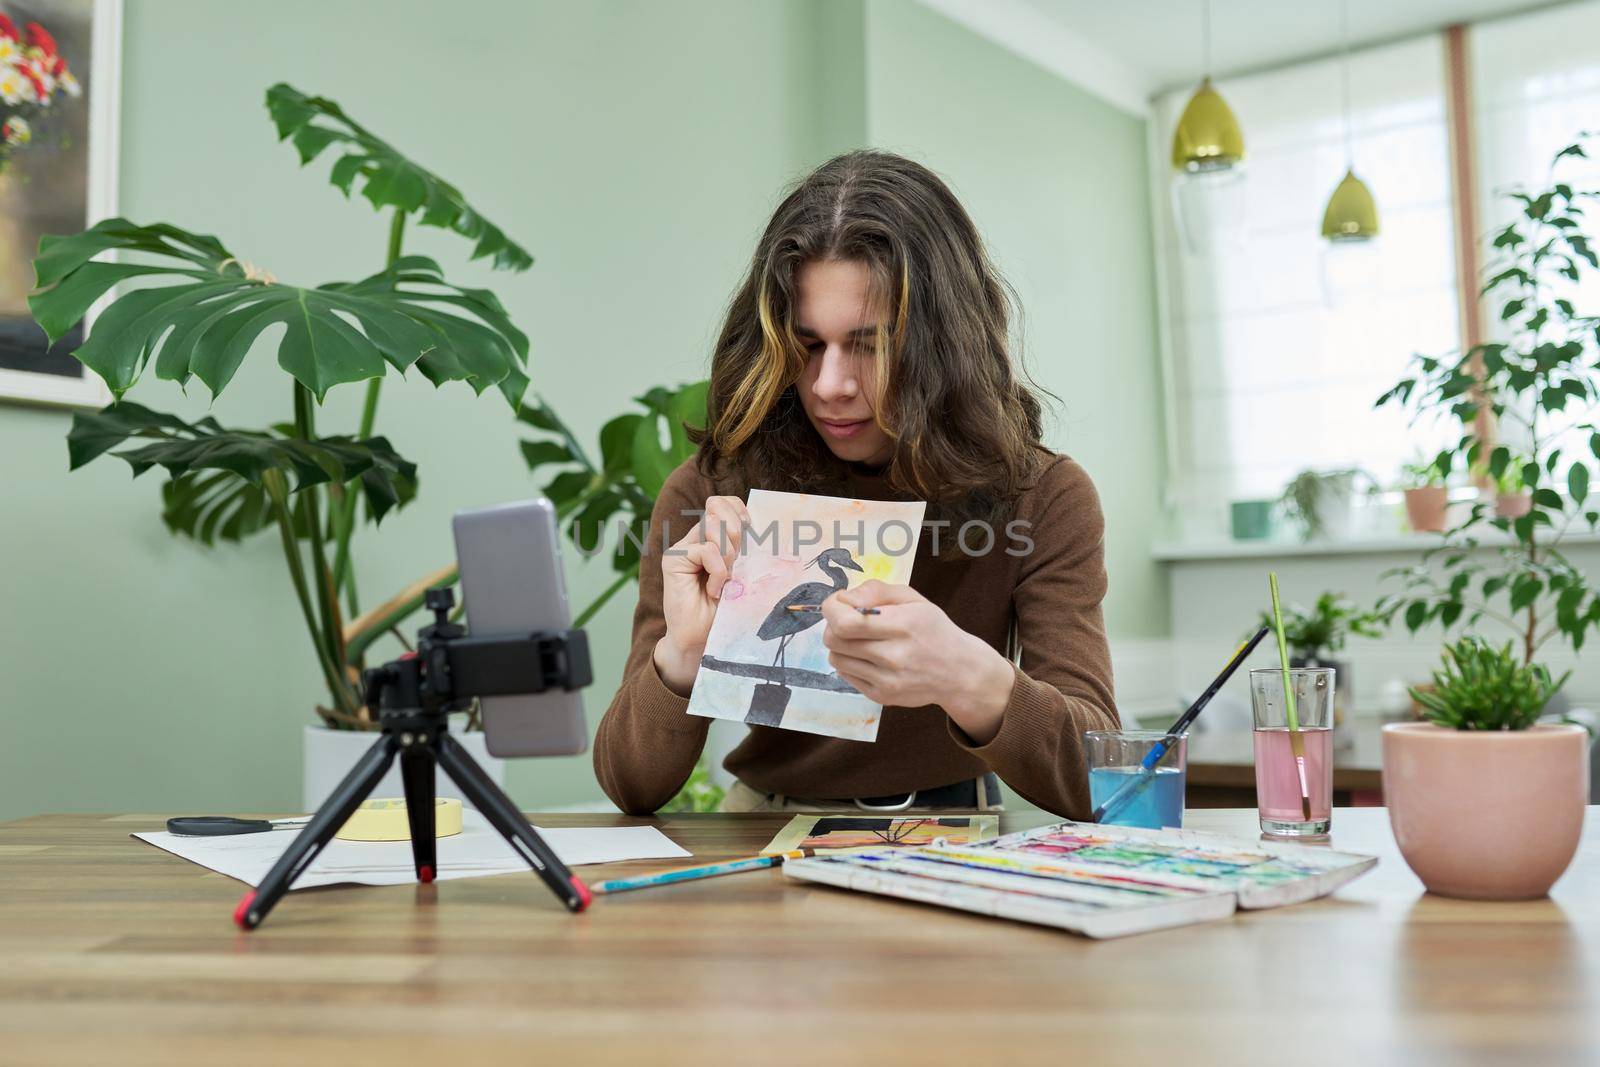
left=1374, top=133, right=1600, bottom=662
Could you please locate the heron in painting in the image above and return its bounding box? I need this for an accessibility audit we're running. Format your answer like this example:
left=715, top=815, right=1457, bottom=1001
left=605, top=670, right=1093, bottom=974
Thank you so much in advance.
left=756, top=547, right=863, bottom=670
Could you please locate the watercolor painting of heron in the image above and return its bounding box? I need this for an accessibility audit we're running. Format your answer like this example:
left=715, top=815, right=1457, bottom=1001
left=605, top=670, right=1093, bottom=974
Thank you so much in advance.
left=686, top=489, right=925, bottom=742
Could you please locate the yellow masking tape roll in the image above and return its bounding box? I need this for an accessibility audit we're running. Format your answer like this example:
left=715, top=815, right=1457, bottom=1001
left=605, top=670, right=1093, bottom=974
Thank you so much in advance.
left=334, top=797, right=464, bottom=842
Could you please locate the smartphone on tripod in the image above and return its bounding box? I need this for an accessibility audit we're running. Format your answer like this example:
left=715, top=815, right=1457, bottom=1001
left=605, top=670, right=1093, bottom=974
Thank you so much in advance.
left=452, top=499, right=588, bottom=757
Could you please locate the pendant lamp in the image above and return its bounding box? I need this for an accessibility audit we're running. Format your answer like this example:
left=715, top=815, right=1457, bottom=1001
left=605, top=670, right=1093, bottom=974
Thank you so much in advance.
left=1322, top=1, right=1379, bottom=242
left=1322, top=169, right=1379, bottom=241
left=1171, top=0, right=1247, bottom=255
left=1172, top=77, right=1244, bottom=173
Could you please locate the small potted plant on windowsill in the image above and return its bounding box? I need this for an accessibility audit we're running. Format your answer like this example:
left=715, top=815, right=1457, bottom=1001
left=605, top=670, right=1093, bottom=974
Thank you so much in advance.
left=1279, top=468, right=1377, bottom=542
left=1399, top=457, right=1450, bottom=533
left=1480, top=453, right=1532, bottom=519
left=1229, top=498, right=1277, bottom=541
left=1383, top=637, right=1587, bottom=900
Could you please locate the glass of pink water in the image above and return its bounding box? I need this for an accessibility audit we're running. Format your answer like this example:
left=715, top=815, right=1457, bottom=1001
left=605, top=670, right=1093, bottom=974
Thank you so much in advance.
left=1249, top=667, right=1334, bottom=837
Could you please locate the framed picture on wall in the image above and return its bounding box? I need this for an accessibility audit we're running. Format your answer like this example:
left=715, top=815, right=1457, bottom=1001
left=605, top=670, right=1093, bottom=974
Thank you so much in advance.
left=0, top=0, right=120, bottom=409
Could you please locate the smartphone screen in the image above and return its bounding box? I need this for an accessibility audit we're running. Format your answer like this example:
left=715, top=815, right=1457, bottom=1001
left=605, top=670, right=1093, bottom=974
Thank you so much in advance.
left=451, top=500, right=588, bottom=757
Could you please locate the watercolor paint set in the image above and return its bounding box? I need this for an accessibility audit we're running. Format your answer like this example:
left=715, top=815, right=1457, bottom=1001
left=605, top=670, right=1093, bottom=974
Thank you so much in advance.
left=783, top=821, right=1377, bottom=938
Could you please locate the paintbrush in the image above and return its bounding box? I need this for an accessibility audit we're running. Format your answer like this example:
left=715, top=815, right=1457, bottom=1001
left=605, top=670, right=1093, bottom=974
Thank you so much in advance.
left=1093, top=625, right=1271, bottom=824
left=1268, top=572, right=1313, bottom=822
left=786, top=604, right=881, bottom=615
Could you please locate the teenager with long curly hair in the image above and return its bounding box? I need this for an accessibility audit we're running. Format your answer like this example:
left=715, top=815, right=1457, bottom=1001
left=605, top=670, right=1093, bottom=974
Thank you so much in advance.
left=594, top=150, right=1118, bottom=818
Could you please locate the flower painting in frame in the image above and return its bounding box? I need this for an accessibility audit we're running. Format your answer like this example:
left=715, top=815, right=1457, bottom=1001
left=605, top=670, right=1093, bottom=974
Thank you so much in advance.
left=0, top=0, right=118, bottom=408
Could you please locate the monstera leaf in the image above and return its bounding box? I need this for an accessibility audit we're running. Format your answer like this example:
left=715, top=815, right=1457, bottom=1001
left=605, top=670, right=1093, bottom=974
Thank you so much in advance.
left=266, top=83, right=532, bottom=272
left=68, top=401, right=418, bottom=523
left=518, top=380, right=707, bottom=575
left=159, top=467, right=392, bottom=546
left=29, top=219, right=530, bottom=405
left=632, top=380, right=709, bottom=498
left=160, top=472, right=276, bottom=545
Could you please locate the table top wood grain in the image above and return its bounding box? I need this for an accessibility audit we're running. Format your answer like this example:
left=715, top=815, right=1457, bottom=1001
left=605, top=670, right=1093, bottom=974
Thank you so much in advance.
left=1, top=807, right=1594, bottom=1066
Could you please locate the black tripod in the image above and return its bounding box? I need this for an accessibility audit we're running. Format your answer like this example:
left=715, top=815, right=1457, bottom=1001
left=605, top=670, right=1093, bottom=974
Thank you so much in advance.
left=234, top=588, right=595, bottom=930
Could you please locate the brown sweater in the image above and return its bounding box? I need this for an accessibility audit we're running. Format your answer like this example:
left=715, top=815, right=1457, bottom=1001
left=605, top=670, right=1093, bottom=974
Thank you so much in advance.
left=592, top=454, right=1120, bottom=818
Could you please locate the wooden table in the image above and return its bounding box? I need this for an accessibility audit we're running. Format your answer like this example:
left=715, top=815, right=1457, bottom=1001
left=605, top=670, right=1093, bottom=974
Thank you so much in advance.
left=2, top=808, right=1595, bottom=1065
left=1185, top=722, right=1386, bottom=807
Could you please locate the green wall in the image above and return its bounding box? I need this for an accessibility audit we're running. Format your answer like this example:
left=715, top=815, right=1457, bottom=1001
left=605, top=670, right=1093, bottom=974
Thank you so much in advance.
left=864, top=0, right=1168, bottom=639
left=0, top=0, right=1165, bottom=820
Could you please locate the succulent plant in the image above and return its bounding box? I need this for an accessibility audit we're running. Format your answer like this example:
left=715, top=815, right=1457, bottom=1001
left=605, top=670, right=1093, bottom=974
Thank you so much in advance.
left=1410, top=636, right=1569, bottom=731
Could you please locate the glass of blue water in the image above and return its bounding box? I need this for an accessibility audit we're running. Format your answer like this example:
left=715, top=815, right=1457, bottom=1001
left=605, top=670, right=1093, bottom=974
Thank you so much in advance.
left=1085, top=730, right=1187, bottom=829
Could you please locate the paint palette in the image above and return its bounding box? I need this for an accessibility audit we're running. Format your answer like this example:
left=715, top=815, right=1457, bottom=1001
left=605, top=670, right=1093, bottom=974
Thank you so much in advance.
left=783, top=820, right=1377, bottom=939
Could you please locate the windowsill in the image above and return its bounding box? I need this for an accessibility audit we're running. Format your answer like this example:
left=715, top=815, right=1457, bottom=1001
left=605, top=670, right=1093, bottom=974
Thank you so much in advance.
left=1152, top=527, right=1600, bottom=563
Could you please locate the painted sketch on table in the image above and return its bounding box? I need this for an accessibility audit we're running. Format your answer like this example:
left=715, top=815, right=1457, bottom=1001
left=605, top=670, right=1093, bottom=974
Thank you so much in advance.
left=686, top=488, right=925, bottom=742
left=762, top=814, right=1001, bottom=856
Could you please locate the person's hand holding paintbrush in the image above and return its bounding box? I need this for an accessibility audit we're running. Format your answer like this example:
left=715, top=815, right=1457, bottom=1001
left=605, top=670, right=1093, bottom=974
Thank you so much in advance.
left=819, top=581, right=1018, bottom=746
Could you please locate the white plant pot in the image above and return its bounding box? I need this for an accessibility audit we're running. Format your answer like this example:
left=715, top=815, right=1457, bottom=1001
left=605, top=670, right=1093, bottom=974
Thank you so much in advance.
left=301, top=724, right=507, bottom=812
left=1320, top=496, right=1360, bottom=541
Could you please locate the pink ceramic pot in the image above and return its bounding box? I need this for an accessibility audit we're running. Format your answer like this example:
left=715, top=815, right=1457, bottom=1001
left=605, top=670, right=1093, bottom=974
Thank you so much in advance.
left=1403, top=486, right=1449, bottom=533
left=1383, top=722, right=1589, bottom=899
left=1496, top=492, right=1532, bottom=519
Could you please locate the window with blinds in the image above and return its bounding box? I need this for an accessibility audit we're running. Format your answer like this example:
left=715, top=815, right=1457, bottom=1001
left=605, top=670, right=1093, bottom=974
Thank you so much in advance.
left=1472, top=2, right=1600, bottom=483
left=1152, top=35, right=1462, bottom=540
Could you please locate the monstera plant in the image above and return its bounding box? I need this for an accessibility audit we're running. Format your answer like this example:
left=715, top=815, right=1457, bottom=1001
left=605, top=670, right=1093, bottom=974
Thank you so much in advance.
left=28, top=83, right=533, bottom=728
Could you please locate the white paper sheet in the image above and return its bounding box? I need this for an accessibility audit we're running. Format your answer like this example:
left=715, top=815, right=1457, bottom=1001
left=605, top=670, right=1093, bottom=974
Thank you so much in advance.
left=132, top=812, right=690, bottom=889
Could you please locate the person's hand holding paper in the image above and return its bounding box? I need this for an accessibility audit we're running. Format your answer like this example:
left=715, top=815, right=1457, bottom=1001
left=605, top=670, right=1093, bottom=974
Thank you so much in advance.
left=654, top=494, right=751, bottom=696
